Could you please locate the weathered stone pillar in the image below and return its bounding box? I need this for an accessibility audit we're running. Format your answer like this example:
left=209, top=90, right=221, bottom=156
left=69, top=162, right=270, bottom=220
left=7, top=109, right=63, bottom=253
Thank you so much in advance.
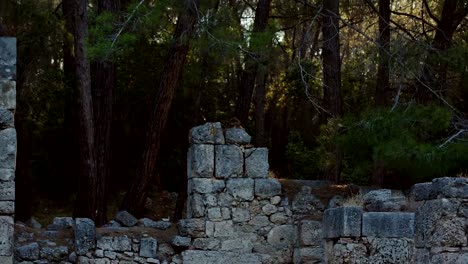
left=0, top=37, right=17, bottom=264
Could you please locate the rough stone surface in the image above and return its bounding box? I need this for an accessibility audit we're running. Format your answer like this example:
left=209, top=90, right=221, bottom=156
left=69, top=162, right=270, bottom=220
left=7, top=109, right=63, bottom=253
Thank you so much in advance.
left=362, top=212, right=415, bottom=238
left=0, top=256, right=12, bottom=264
left=226, top=178, right=254, bottom=201
left=177, top=219, right=205, bottom=238
left=171, top=236, right=191, bottom=247
left=39, top=246, right=68, bottom=261
left=0, top=181, right=14, bottom=201
left=0, top=169, right=14, bottom=181
left=74, top=218, right=96, bottom=255
left=299, top=220, right=322, bottom=246
left=432, top=177, right=468, bottom=199
left=363, top=189, right=406, bottom=212
left=245, top=148, right=269, bottom=178
left=232, top=208, right=250, bottom=222
left=267, top=225, right=297, bottom=249
left=0, top=216, right=13, bottom=255
left=191, top=178, right=225, bottom=194
left=189, top=122, right=225, bottom=144
left=0, top=38, right=16, bottom=80
left=0, top=109, right=13, bottom=129
left=24, top=218, right=42, bottom=229
left=188, top=144, right=214, bottom=178
left=0, top=201, right=13, bottom=214
left=410, top=182, right=433, bottom=201
left=270, top=212, right=289, bottom=224
left=292, top=186, right=324, bottom=215
left=293, top=247, right=324, bottom=264
left=192, top=238, right=220, bottom=250
left=188, top=193, right=205, bottom=218
left=115, top=211, right=138, bottom=227
left=0, top=128, right=16, bottom=170
left=182, top=250, right=262, bottom=264
left=15, top=243, right=39, bottom=261
left=49, top=217, right=74, bottom=230
left=139, top=237, right=158, bottom=258
left=323, top=206, right=362, bottom=238
left=215, top=145, right=243, bottom=178
left=0, top=81, right=15, bottom=110
left=367, top=237, right=414, bottom=263
left=224, top=128, right=251, bottom=145
left=255, top=178, right=281, bottom=198
left=137, top=218, right=171, bottom=230
left=96, top=235, right=131, bottom=252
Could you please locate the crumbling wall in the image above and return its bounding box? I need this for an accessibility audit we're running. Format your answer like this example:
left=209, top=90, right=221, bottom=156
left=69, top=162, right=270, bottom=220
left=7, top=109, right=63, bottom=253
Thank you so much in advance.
left=0, top=37, right=17, bottom=264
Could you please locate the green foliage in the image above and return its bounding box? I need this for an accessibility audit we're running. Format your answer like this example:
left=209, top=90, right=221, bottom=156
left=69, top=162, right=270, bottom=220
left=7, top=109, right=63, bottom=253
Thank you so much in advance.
left=326, top=105, right=468, bottom=184
left=285, top=131, right=320, bottom=179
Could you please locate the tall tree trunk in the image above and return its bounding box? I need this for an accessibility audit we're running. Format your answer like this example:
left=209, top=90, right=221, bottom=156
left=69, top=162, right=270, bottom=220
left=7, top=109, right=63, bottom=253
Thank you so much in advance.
left=90, top=0, right=119, bottom=226
left=65, top=0, right=98, bottom=220
left=322, top=0, right=343, bottom=183
left=121, top=0, right=200, bottom=216
left=375, top=0, right=391, bottom=107
left=235, top=0, right=272, bottom=125
left=254, top=65, right=267, bottom=147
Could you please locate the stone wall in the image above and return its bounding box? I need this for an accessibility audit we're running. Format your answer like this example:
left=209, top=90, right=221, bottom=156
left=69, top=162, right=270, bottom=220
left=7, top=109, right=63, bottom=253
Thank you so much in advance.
left=0, top=37, right=17, bottom=264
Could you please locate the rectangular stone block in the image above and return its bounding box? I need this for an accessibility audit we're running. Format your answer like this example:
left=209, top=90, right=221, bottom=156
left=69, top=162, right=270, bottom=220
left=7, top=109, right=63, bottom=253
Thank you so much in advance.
left=189, top=122, right=225, bottom=144
left=215, top=145, right=243, bottom=178
left=227, top=178, right=254, bottom=201
left=0, top=181, right=14, bottom=201
left=363, top=212, right=415, bottom=238
left=0, top=37, right=16, bottom=80
left=323, top=206, right=362, bottom=238
left=0, top=256, right=12, bottom=264
left=299, top=220, right=322, bottom=246
left=187, top=144, right=214, bottom=178
left=431, top=177, right=468, bottom=199
left=0, top=81, right=15, bottom=110
left=0, top=169, right=14, bottom=181
left=0, top=216, right=14, bottom=256
left=0, top=201, right=14, bottom=214
left=254, top=178, right=281, bottom=199
left=191, top=178, right=225, bottom=194
left=245, top=148, right=269, bottom=178
left=410, top=182, right=433, bottom=201
left=0, top=128, right=16, bottom=170
left=182, top=250, right=262, bottom=264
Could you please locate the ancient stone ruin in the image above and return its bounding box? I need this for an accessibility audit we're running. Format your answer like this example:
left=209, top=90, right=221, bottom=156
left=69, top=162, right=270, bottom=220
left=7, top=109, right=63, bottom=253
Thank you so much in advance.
left=1, top=37, right=468, bottom=263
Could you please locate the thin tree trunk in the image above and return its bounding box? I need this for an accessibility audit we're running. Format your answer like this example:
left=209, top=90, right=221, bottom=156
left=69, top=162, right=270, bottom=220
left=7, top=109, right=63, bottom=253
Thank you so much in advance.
left=235, top=0, right=272, bottom=125
left=375, top=0, right=391, bottom=107
left=254, top=65, right=267, bottom=147
left=65, top=0, right=98, bottom=219
left=322, top=0, right=343, bottom=183
left=121, top=0, right=200, bottom=216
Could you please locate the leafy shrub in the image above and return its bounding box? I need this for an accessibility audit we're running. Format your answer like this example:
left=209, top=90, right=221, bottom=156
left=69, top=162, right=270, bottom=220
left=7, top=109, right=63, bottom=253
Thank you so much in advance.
left=285, top=131, right=320, bottom=179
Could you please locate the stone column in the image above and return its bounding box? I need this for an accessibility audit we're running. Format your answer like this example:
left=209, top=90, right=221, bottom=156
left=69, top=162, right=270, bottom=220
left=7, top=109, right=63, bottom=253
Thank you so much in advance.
left=0, top=37, right=16, bottom=264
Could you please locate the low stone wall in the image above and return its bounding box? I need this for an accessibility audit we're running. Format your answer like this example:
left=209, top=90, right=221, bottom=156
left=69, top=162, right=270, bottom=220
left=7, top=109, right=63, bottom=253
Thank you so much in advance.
left=0, top=37, right=17, bottom=264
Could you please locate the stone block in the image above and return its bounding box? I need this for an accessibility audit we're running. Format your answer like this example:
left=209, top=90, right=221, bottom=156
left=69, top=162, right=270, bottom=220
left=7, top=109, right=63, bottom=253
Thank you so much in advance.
left=267, top=225, right=297, bottom=249
left=217, top=192, right=234, bottom=207
left=191, top=178, right=225, bottom=194
left=410, top=182, right=433, bottom=201
left=362, top=212, right=415, bottom=238
left=181, top=250, right=262, bottom=264
left=293, top=247, right=324, bottom=264
left=171, top=236, right=191, bottom=247
left=115, top=211, right=138, bottom=227
left=0, top=81, right=15, bottom=110
left=177, top=219, right=205, bottom=238
left=74, top=218, right=96, bottom=255
left=0, top=128, right=16, bottom=169
left=0, top=256, right=12, bottom=264
left=215, top=145, right=243, bottom=178
left=367, top=237, right=414, bottom=263
left=0, top=201, right=13, bottom=214
left=249, top=215, right=270, bottom=229
left=207, top=207, right=222, bottom=220
left=224, top=128, right=251, bottom=144
left=363, top=189, right=406, bottom=212
left=0, top=169, right=14, bottom=181
left=189, top=122, right=225, bottom=144
left=139, top=237, right=158, bottom=258
left=226, top=178, right=254, bottom=201
left=39, top=246, right=68, bottom=262
left=192, top=238, right=220, bottom=250
left=270, top=212, right=288, bottom=224
left=232, top=208, right=250, bottom=222
left=221, top=238, right=253, bottom=253
left=96, top=235, right=131, bottom=252
left=292, top=186, right=324, bottom=215
left=0, top=109, right=13, bottom=129
left=15, top=242, right=39, bottom=261
left=0, top=216, right=13, bottom=256
left=0, top=181, right=14, bottom=201
left=431, top=177, right=468, bottom=199
left=299, top=220, right=322, bottom=246
left=187, top=144, right=214, bottom=178
left=48, top=217, right=74, bottom=230
left=323, top=206, right=362, bottom=238
left=213, top=220, right=234, bottom=237
left=245, top=148, right=269, bottom=178
left=189, top=193, right=205, bottom=218
left=0, top=38, right=16, bottom=80
left=254, top=178, right=281, bottom=198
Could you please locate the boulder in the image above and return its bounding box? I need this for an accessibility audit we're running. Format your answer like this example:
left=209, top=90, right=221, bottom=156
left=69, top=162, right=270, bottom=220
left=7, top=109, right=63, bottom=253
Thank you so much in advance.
left=215, top=145, right=243, bottom=178
left=323, top=206, right=362, bottom=238
left=245, top=148, right=269, bottom=178
left=267, top=225, right=297, bottom=249
left=178, top=219, right=205, bottom=238
left=15, top=243, right=39, bottom=261
left=224, top=128, right=251, bottom=145
left=115, top=211, right=138, bottom=227
left=226, top=178, right=254, bottom=201
left=189, top=122, right=225, bottom=144
left=431, top=177, right=468, bottom=199
left=254, top=179, right=281, bottom=199
left=187, top=144, right=214, bottom=178
left=139, top=237, right=158, bottom=258
left=73, top=218, right=96, bottom=255
left=410, top=182, right=433, bottom=201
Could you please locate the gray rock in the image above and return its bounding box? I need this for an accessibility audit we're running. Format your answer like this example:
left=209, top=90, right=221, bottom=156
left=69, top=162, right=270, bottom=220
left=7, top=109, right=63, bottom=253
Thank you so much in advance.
left=362, top=212, right=415, bottom=238
left=187, top=144, right=214, bottom=178
left=39, top=246, right=68, bottom=261
left=226, top=178, right=254, bottom=201
left=410, top=182, right=433, bottom=201
left=0, top=180, right=14, bottom=200
left=270, top=212, right=289, bottom=224
left=299, top=220, right=322, bottom=246
left=0, top=128, right=15, bottom=170
left=262, top=204, right=277, bottom=215
left=0, top=108, right=13, bottom=129
left=217, top=192, right=234, bottom=207
left=137, top=218, right=171, bottom=230
left=212, top=220, right=234, bottom=237
left=0, top=216, right=14, bottom=255
left=248, top=215, right=270, bottom=229
left=245, top=148, right=269, bottom=178
left=432, top=177, right=468, bottom=199
left=188, top=193, right=205, bottom=218
left=323, top=206, right=362, bottom=238
left=192, top=238, right=220, bottom=250
left=181, top=250, right=262, bottom=264
left=48, top=217, right=74, bottom=230
left=0, top=168, right=14, bottom=181
left=68, top=251, right=77, bottom=263
left=25, top=218, right=42, bottom=229
left=0, top=256, right=12, bottom=264
left=0, top=38, right=16, bottom=80
left=177, top=219, right=205, bottom=238
left=207, top=207, right=222, bottom=220
left=254, top=178, right=281, bottom=199
left=115, top=211, right=138, bottom=227
left=291, top=186, right=324, bottom=215
left=293, top=247, right=324, bottom=264
left=363, top=189, right=406, bottom=212
left=171, top=236, right=191, bottom=247
left=191, top=178, right=225, bottom=194
left=96, top=235, right=131, bottom=252
left=15, top=243, right=39, bottom=261
left=215, top=145, right=243, bottom=178
left=104, top=220, right=121, bottom=228
left=267, top=225, right=297, bottom=249
left=328, top=195, right=344, bottom=209
left=0, top=81, right=16, bottom=109
left=367, top=237, right=414, bottom=263
left=224, top=128, right=251, bottom=145
left=189, top=122, right=225, bottom=144
left=221, top=238, right=254, bottom=253
left=232, top=208, right=250, bottom=222
left=73, top=218, right=96, bottom=255
left=430, top=252, right=468, bottom=264
left=0, top=201, right=13, bottom=214
left=139, top=237, right=158, bottom=258
left=203, top=193, right=217, bottom=207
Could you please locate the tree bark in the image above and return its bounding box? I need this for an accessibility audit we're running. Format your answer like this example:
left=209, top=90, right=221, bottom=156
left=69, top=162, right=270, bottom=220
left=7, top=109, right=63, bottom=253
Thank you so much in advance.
left=235, top=0, right=272, bottom=125
left=65, top=0, right=98, bottom=220
left=121, top=0, right=200, bottom=216
left=322, top=0, right=343, bottom=183
left=254, top=65, right=267, bottom=147
left=375, top=0, right=391, bottom=107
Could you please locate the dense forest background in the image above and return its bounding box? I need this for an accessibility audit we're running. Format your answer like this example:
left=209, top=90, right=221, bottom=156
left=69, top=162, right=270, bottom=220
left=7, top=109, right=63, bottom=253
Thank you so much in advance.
left=1, top=0, right=467, bottom=225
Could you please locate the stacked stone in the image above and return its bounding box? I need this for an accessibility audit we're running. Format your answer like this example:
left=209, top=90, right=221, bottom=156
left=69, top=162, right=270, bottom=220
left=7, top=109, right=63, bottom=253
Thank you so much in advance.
left=411, top=177, right=468, bottom=263
left=0, top=37, right=16, bottom=264
left=181, top=122, right=295, bottom=263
